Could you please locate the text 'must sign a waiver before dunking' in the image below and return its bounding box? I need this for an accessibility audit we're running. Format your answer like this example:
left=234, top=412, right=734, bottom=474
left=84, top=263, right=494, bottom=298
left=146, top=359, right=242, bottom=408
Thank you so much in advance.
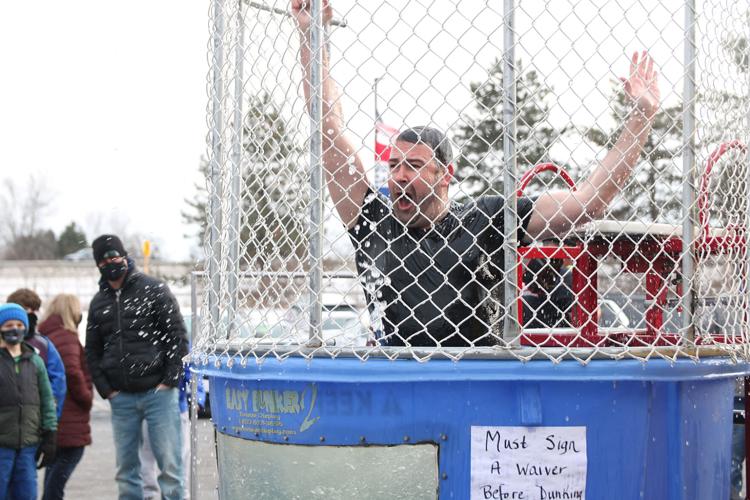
left=471, top=426, right=587, bottom=499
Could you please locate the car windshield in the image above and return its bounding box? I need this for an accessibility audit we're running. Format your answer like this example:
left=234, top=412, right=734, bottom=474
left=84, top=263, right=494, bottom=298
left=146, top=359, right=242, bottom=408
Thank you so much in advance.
left=322, top=316, right=361, bottom=334
left=187, top=304, right=371, bottom=346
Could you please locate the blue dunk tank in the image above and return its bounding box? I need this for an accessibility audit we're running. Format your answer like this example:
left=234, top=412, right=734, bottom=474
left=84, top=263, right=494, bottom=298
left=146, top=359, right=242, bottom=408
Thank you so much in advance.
left=199, top=171, right=750, bottom=498
left=204, top=356, right=747, bottom=499
left=196, top=142, right=750, bottom=498
left=195, top=1, right=750, bottom=498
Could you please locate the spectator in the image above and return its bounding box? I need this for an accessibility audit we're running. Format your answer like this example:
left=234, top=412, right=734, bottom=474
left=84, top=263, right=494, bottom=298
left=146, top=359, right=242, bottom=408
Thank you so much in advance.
left=38, top=294, right=93, bottom=500
left=140, top=362, right=206, bottom=500
left=85, top=235, right=188, bottom=500
left=731, top=387, right=744, bottom=500
left=0, top=303, right=57, bottom=500
left=7, top=289, right=67, bottom=420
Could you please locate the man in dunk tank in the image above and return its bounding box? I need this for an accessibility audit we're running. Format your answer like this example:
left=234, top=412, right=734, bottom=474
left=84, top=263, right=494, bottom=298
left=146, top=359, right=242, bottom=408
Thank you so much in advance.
left=292, top=0, right=661, bottom=347
left=292, top=0, right=659, bottom=346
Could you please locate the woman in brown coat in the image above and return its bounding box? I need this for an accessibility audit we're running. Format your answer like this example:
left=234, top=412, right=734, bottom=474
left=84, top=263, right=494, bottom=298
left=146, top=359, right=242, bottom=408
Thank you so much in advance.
left=38, top=294, right=93, bottom=500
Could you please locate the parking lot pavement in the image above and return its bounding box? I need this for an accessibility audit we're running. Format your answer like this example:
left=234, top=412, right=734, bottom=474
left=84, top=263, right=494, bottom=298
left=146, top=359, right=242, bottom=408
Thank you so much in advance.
left=59, top=395, right=219, bottom=499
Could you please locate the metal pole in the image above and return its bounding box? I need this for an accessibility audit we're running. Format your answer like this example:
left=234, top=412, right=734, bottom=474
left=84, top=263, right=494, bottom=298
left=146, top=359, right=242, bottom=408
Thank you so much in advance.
left=744, top=15, right=750, bottom=500
left=189, top=271, right=199, bottom=500
left=308, top=0, right=323, bottom=344
left=681, top=0, right=696, bottom=341
left=189, top=270, right=357, bottom=279
left=226, top=0, right=245, bottom=339
left=374, top=77, right=382, bottom=121
left=744, top=376, right=750, bottom=500
left=208, top=0, right=225, bottom=344
left=502, top=0, right=519, bottom=343
left=244, top=0, right=347, bottom=27
left=373, top=76, right=389, bottom=197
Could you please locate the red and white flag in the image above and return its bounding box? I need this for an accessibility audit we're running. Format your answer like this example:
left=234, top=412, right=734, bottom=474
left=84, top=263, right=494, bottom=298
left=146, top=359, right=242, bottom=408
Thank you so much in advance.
left=375, top=120, right=399, bottom=162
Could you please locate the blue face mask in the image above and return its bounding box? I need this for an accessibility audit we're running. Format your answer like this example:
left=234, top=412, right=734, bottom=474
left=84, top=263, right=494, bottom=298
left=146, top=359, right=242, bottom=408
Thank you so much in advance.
left=1, top=328, right=25, bottom=346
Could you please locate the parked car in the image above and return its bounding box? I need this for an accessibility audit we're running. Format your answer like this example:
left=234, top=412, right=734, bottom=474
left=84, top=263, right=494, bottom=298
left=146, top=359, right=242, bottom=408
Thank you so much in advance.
left=63, top=248, right=93, bottom=261
left=267, top=302, right=372, bottom=347
left=601, top=293, right=743, bottom=336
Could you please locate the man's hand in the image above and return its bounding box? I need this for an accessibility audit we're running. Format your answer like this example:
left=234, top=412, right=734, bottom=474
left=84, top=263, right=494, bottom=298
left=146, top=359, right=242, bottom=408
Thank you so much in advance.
left=621, top=51, right=660, bottom=118
left=528, top=51, right=662, bottom=239
left=108, top=390, right=120, bottom=400
left=155, top=383, right=171, bottom=392
left=291, top=0, right=333, bottom=31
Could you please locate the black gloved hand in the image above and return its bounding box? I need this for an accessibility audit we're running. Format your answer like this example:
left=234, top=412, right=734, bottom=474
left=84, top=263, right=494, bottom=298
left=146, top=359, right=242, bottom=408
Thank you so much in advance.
left=35, top=430, right=57, bottom=469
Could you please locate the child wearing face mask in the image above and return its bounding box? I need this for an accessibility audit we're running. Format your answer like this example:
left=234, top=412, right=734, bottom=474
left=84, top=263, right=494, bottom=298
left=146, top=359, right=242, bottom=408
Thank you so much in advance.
left=0, top=303, right=58, bottom=500
left=7, top=289, right=67, bottom=421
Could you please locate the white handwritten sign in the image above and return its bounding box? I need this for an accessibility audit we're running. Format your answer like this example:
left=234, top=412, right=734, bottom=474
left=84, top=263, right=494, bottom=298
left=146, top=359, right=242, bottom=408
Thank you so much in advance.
left=470, top=426, right=587, bottom=500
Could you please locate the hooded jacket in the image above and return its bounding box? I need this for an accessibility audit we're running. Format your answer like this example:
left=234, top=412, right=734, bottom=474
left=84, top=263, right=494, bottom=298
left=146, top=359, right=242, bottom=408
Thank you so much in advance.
left=85, top=259, right=188, bottom=398
left=39, top=314, right=94, bottom=448
left=25, top=333, right=66, bottom=420
left=0, top=344, right=57, bottom=448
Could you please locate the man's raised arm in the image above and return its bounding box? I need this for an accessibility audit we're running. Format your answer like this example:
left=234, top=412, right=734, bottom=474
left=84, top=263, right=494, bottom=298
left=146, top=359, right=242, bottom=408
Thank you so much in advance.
left=527, top=51, right=661, bottom=240
left=292, top=0, right=370, bottom=229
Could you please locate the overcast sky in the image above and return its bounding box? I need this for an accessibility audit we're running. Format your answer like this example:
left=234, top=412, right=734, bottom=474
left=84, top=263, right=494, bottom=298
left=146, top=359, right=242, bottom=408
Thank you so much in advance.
left=0, top=0, right=210, bottom=261
left=2, top=0, right=736, bottom=263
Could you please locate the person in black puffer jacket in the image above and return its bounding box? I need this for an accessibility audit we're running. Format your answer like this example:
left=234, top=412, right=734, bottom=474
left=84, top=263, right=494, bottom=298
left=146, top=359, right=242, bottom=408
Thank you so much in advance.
left=85, top=235, right=187, bottom=500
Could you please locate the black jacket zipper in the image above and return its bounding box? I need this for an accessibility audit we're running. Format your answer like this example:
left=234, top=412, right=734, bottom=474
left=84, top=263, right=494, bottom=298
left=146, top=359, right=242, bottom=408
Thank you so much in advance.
left=115, top=289, right=129, bottom=389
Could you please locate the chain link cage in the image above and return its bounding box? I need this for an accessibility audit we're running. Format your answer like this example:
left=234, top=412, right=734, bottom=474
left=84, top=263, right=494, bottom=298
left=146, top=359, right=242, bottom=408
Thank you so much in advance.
left=193, top=0, right=750, bottom=365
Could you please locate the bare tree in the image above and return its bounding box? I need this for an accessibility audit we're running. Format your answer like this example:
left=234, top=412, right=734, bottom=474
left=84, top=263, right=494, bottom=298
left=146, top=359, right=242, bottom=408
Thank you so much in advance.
left=84, top=211, right=158, bottom=260
left=0, top=174, right=56, bottom=259
left=0, top=174, right=54, bottom=242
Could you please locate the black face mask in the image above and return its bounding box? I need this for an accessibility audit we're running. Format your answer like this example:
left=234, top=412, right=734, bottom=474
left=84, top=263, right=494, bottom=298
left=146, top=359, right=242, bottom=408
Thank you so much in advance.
left=100, top=260, right=128, bottom=281
left=25, top=312, right=37, bottom=339
left=1, top=328, right=25, bottom=346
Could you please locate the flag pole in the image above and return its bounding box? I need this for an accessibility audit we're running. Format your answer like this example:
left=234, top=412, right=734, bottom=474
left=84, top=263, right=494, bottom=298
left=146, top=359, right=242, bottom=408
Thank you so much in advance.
left=373, top=77, right=389, bottom=197
left=374, top=77, right=382, bottom=123
left=371, top=77, right=385, bottom=343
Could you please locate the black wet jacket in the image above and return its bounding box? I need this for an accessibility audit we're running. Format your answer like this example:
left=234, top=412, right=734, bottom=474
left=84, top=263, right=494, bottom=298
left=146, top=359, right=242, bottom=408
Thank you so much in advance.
left=85, top=259, right=188, bottom=398
left=350, top=190, right=534, bottom=347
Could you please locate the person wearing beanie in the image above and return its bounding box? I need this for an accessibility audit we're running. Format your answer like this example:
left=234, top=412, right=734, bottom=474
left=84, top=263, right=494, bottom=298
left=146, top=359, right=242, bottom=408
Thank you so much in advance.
left=85, top=234, right=188, bottom=500
left=0, top=303, right=58, bottom=500
left=7, top=288, right=67, bottom=421
left=91, top=234, right=127, bottom=268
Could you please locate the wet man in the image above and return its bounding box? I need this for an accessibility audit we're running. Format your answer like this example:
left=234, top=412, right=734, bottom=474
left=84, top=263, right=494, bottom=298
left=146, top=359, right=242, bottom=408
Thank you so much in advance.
left=85, top=235, right=188, bottom=500
left=292, top=0, right=660, bottom=346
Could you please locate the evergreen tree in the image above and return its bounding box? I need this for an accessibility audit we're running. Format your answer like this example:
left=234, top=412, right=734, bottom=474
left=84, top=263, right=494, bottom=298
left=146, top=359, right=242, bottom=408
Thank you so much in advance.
left=586, top=86, right=684, bottom=223
left=453, top=59, right=569, bottom=199
left=182, top=156, right=209, bottom=242
left=240, top=93, right=307, bottom=267
left=700, top=16, right=750, bottom=229
left=56, top=222, right=87, bottom=258
left=183, top=93, right=307, bottom=267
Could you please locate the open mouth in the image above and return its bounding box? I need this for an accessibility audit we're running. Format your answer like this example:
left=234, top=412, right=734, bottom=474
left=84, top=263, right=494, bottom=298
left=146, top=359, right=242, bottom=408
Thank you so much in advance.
left=394, top=189, right=416, bottom=212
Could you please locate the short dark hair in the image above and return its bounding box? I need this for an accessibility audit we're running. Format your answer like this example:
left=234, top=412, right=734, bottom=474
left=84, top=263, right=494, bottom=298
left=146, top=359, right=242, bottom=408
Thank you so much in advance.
left=396, top=126, right=453, bottom=167
left=7, top=288, right=42, bottom=311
